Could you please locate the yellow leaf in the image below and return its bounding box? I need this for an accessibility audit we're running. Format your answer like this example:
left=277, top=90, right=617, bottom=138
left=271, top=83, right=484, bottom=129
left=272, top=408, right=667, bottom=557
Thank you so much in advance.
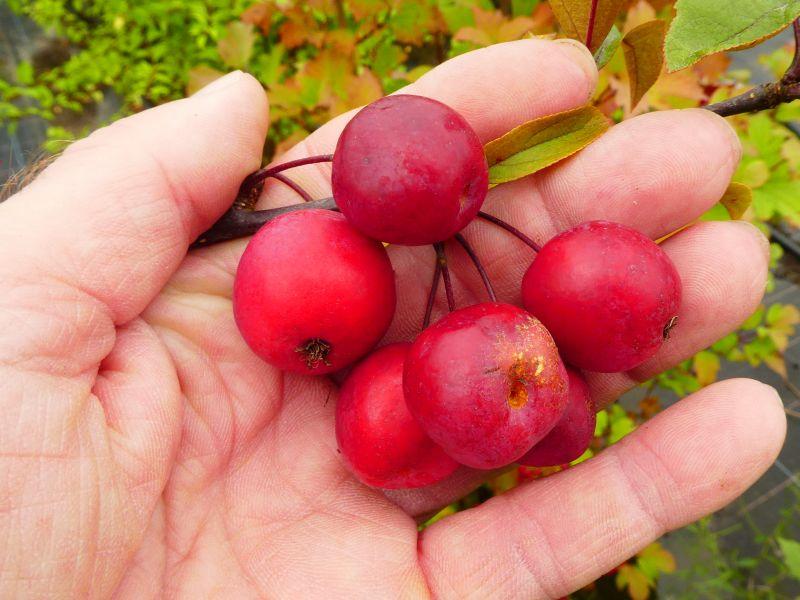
left=638, top=542, right=677, bottom=574
left=623, top=20, right=666, bottom=109
left=693, top=350, right=720, bottom=387
left=720, top=182, right=753, bottom=219
left=738, top=160, right=770, bottom=188
left=764, top=354, right=788, bottom=379
left=186, top=65, right=225, bottom=96
left=616, top=564, right=652, bottom=600
left=484, top=105, right=610, bottom=185
left=454, top=7, right=535, bottom=47
left=550, top=0, right=626, bottom=52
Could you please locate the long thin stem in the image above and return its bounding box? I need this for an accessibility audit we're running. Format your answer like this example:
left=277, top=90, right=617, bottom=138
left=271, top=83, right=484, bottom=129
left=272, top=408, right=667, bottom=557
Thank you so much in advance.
left=478, top=211, right=541, bottom=252
left=191, top=197, right=336, bottom=248
left=270, top=173, right=313, bottom=202
left=239, top=154, right=333, bottom=202
left=784, top=19, right=800, bottom=83
left=435, top=242, right=455, bottom=312
left=455, top=233, right=496, bottom=302
left=423, top=250, right=442, bottom=329
left=585, top=0, right=600, bottom=49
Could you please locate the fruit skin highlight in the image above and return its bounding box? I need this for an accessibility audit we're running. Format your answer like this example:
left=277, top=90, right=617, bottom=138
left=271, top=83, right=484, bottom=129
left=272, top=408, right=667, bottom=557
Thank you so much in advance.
left=335, top=343, right=459, bottom=489
left=522, top=220, right=681, bottom=373
left=403, top=303, right=569, bottom=470
left=518, top=367, right=595, bottom=467
left=233, top=209, right=396, bottom=375
left=331, top=94, right=488, bottom=246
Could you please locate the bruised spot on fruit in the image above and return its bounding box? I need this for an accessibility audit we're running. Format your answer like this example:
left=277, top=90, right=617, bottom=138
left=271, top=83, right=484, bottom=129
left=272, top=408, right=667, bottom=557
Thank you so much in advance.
left=507, top=353, right=544, bottom=409
left=459, top=180, right=473, bottom=209
left=663, top=315, right=678, bottom=340
left=296, top=338, right=332, bottom=369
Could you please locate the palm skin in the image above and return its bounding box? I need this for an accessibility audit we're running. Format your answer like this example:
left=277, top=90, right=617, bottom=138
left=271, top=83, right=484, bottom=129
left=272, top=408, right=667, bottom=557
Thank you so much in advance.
left=0, top=39, right=786, bottom=599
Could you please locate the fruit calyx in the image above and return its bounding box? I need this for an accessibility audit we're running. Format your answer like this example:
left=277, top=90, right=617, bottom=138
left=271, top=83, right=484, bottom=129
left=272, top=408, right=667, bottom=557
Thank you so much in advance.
left=295, top=338, right=333, bottom=369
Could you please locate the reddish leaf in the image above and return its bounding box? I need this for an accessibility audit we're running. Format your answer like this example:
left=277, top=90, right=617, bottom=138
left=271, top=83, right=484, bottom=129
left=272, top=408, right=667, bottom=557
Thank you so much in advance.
left=622, top=20, right=666, bottom=109
left=550, top=0, right=626, bottom=51
left=218, top=21, right=257, bottom=69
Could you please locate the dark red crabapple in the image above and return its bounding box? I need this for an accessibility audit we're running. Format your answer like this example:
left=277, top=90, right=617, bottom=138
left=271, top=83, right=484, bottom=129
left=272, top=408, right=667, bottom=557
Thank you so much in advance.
left=233, top=209, right=396, bottom=375
left=522, top=221, right=681, bottom=373
left=335, top=343, right=459, bottom=489
left=331, top=94, right=488, bottom=245
left=518, top=367, right=595, bottom=467
left=403, top=303, right=569, bottom=470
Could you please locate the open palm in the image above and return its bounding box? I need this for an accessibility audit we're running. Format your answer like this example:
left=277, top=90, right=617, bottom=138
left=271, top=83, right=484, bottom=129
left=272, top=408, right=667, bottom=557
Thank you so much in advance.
left=0, top=39, right=786, bottom=599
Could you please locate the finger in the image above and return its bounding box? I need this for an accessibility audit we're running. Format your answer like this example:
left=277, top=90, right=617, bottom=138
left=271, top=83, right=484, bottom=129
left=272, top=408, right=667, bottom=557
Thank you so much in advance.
left=585, top=219, right=770, bottom=407
left=255, top=38, right=598, bottom=209
left=418, top=378, right=786, bottom=600
left=504, top=108, right=742, bottom=240
left=0, top=71, right=267, bottom=340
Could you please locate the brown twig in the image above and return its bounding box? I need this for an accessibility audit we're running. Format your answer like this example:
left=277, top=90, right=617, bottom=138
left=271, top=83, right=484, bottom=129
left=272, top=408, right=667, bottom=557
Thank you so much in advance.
left=705, top=18, right=800, bottom=117
left=191, top=197, right=337, bottom=248
left=455, top=233, right=496, bottom=302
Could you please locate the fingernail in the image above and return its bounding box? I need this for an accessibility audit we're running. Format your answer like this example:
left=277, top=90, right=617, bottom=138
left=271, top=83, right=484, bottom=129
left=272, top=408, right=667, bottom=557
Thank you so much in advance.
left=194, top=70, right=244, bottom=97
left=553, top=38, right=598, bottom=92
left=760, top=382, right=784, bottom=410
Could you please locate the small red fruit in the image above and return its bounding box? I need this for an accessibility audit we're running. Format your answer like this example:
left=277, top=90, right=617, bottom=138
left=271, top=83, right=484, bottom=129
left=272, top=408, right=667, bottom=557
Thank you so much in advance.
left=331, top=94, right=488, bottom=245
left=522, top=221, right=681, bottom=373
left=403, top=303, right=569, bottom=469
left=336, top=343, right=459, bottom=489
left=233, top=209, right=396, bottom=375
left=518, top=367, right=595, bottom=467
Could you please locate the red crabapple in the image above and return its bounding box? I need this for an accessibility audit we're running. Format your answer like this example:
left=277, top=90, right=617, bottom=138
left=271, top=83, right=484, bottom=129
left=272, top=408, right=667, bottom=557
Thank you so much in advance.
left=403, top=303, right=569, bottom=469
left=331, top=94, right=488, bottom=245
left=233, top=209, right=396, bottom=375
left=522, top=221, right=681, bottom=373
left=335, top=343, right=459, bottom=489
left=518, top=367, right=595, bottom=467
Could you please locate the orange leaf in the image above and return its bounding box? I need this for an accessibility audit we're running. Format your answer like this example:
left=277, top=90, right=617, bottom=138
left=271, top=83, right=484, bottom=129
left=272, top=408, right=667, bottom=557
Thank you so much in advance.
left=241, top=2, right=276, bottom=35
left=622, top=20, right=666, bottom=109
left=218, top=21, right=257, bottom=69
left=623, top=0, right=656, bottom=34
left=350, top=0, right=389, bottom=19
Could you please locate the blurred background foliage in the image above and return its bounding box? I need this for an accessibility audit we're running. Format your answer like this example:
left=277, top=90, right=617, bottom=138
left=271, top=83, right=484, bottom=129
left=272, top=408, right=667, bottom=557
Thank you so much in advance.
left=2, top=0, right=800, bottom=597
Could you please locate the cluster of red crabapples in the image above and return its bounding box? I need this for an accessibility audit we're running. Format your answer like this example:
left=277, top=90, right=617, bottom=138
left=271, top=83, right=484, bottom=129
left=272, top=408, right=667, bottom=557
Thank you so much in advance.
left=231, top=94, right=681, bottom=489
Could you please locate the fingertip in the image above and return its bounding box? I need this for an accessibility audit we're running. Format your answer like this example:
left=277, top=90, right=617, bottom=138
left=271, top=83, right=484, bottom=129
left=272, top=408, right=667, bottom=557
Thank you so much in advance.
left=552, top=38, right=599, bottom=96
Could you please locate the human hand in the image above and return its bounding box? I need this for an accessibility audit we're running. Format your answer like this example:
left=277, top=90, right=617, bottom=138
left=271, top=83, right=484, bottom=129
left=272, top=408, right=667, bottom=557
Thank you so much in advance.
left=0, top=39, right=786, bottom=599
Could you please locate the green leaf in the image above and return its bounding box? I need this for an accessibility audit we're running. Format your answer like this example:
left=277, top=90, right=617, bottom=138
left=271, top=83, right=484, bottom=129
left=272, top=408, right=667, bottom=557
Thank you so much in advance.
left=608, top=405, right=636, bottom=443
left=665, top=0, right=800, bottom=71
left=484, top=105, right=609, bottom=185
left=622, top=20, right=666, bottom=109
left=719, top=182, right=753, bottom=219
left=742, top=306, right=765, bottom=330
left=777, top=537, right=800, bottom=580
left=594, top=409, right=609, bottom=437
left=637, top=543, right=677, bottom=580
left=218, top=21, right=256, bottom=69
left=186, top=65, right=225, bottom=96
left=16, top=61, right=34, bottom=85
left=711, top=333, right=738, bottom=355
left=550, top=0, right=626, bottom=52
left=512, top=0, right=540, bottom=17
left=594, top=25, right=621, bottom=69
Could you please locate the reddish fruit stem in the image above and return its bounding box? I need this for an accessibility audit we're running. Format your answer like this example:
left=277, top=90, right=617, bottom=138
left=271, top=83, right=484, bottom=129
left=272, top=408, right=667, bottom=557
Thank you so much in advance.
left=239, top=154, right=334, bottom=201
left=270, top=173, right=313, bottom=202
left=478, top=211, right=541, bottom=252
left=455, top=233, right=496, bottom=302
left=585, top=0, right=600, bottom=49
left=435, top=242, right=456, bottom=312
left=423, top=250, right=443, bottom=329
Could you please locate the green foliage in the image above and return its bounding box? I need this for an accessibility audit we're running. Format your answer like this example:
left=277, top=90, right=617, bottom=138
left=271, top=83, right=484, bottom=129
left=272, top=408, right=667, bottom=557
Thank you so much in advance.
left=666, top=489, right=800, bottom=598
left=664, top=0, right=800, bottom=71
